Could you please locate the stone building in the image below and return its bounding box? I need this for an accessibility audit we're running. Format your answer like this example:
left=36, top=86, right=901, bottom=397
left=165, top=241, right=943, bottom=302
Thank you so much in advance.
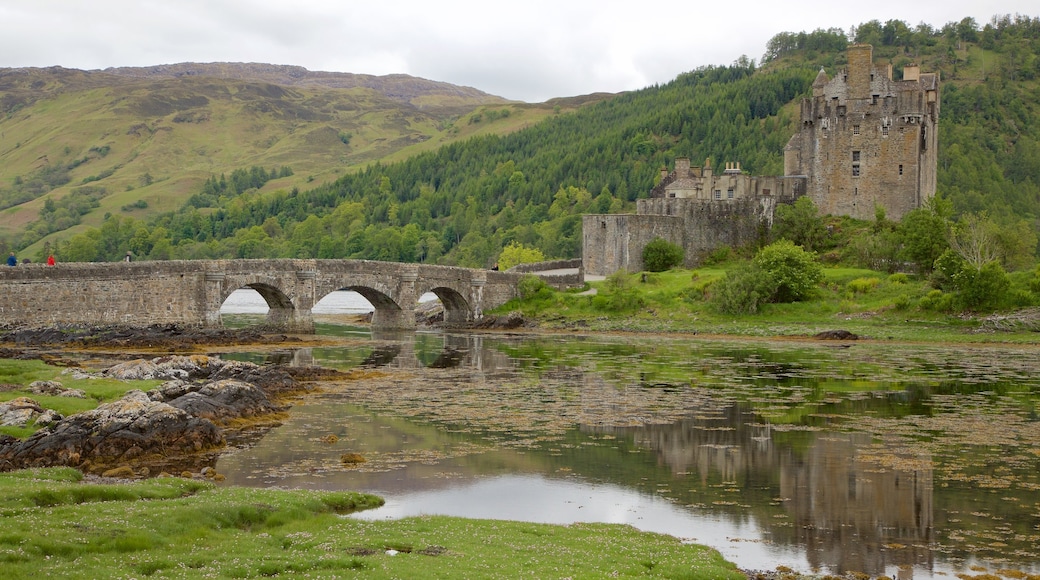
left=784, top=43, right=940, bottom=220
left=581, top=44, right=939, bottom=276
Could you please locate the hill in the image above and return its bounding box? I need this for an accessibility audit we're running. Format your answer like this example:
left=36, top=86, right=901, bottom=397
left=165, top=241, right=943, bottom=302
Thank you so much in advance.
left=0, top=64, right=589, bottom=247
left=3, top=15, right=1039, bottom=269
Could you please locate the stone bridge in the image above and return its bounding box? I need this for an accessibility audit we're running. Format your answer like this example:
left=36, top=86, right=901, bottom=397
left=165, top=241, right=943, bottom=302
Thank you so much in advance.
left=0, top=259, right=523, bottom=333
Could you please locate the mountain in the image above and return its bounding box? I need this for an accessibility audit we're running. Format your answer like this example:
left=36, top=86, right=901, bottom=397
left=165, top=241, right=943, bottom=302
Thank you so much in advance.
left=0, top=64, right=586, bottom=245
left=2, top=15, right=1039, bottom=268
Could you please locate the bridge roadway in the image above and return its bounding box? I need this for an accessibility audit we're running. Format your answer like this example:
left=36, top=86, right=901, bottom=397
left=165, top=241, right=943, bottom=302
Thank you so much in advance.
left=0, top=259, right=522, bottom=333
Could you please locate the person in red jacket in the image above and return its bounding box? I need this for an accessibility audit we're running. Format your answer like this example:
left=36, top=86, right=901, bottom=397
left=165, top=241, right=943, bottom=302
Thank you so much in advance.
left=46, top=255, right=56, bottom=266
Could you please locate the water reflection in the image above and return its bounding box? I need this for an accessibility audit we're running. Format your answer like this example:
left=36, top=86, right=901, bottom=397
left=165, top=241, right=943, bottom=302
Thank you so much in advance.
left=215, top=332, right=1040, bottom=578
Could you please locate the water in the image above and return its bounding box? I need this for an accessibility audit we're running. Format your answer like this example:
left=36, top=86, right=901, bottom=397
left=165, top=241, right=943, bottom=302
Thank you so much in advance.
left=219, top=288, right=438, bottom=315
left=214, top=329, right=1040, bottom=578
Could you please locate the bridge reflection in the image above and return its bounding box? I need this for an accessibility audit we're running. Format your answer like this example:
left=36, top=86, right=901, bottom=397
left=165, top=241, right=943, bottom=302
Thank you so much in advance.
left=256, top=332, right=516, bottom=372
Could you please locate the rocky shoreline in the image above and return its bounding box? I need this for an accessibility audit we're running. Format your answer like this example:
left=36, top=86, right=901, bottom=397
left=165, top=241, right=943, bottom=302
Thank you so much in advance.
left=0, top=324, right=345, bottom=477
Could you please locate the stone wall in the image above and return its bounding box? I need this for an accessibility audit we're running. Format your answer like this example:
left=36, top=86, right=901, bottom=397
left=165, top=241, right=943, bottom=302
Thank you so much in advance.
left=508, top=259, right=584, bottom=289
left=0, top=259, right=522, bottom=332
left=581, top=214, right=685, bottom=276
left=0, top=261, right=211, bottom=329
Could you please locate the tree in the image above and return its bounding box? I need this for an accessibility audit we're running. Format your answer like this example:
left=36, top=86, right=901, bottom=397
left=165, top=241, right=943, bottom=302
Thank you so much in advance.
left=948, top=212, right=999, bottom=269
left=498, top=242, right=545, bottom=271
left=898, top=201, right=950, bottom=273
left=773, top=197, right=826, bottom=251
left=642, top=238, right=684, bottom=272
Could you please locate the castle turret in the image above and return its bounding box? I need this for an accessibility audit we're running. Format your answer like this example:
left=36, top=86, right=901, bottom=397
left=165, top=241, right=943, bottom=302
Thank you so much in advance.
left=812, top=67, right=829, bottom=97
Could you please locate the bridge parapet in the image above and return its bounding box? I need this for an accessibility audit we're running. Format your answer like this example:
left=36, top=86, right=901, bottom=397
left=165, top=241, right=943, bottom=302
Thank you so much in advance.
left=0, top=259, right=521, bottom=332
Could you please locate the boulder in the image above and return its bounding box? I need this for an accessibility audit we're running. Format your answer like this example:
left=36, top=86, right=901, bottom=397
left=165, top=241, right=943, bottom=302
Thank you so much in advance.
left=151, top=379, right=281, bottom=422
left=29, top=380, right=86, bottom=398
left=0, top=397, right=47, bottom=427
left=0, top=391, right=223, bottom=470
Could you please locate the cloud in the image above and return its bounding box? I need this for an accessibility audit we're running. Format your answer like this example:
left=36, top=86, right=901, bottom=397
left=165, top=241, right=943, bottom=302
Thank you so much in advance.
left=1, top=0, right=1037, bottom=102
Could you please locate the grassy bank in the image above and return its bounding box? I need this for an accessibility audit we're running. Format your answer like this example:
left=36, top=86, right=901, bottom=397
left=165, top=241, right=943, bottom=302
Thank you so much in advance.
left=495, top=267, right=1040, bottom=344
left=0, top=467, right=744, bottom=579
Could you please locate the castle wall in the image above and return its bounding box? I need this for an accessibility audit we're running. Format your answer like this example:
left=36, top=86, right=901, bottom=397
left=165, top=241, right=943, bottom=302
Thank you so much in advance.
left=582, top=214, right=684, bottom=276
left=640, top=197, right=776, bottom=265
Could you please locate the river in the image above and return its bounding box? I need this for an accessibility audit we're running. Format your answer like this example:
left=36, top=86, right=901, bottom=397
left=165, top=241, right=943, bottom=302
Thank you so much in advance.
left=215, top=290, right=1040, bottom=578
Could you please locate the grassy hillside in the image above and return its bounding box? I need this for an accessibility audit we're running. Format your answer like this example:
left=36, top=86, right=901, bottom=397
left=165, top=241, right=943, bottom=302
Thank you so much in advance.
left=0, top=65, right=582, bottom=248
left=4, top=15, right=1039, bottom=269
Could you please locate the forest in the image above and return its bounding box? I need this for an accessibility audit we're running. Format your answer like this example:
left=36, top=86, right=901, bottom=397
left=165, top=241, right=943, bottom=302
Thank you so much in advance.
left=29, top=15, right=1040, bottom=280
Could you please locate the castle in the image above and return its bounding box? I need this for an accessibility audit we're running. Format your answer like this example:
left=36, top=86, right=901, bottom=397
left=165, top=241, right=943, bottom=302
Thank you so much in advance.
left=582, top=44, right=939, bottom=276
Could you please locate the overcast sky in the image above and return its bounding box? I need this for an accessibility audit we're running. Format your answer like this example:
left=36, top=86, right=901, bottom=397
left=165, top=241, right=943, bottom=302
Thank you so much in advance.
left=1, top=1, right=1036, bottom=102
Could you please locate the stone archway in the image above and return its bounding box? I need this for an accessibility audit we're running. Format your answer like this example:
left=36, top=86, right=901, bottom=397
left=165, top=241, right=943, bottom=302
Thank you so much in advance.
left=424, top=286, right=472, bottom=327
left=223, top=282, right=297, bottom=328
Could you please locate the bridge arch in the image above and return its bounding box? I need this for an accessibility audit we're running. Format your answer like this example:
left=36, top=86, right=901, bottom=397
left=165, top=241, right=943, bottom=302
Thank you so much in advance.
left=419, top=285, right=472, bottom=327
left=220, top=279, right=298, bottom=328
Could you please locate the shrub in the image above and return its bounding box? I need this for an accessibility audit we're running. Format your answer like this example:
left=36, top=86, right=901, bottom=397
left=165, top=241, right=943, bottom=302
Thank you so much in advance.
left=954, top=261, right=1011, bottom=311
left=702, top=246, right=731, bottom=266
left=888, top=273, right=909, bottom=284
left=752, top=240, right=823, bottom=303
left=517, top=275, right=550, bottom=300
left=710, top=263, right=776, bottom=314
left=642, top=238, right=684, bottom=272
left=847, top=277, right=881, bottom=294
left=893, top=294, right=913, bottom=310
left=919, top=289, right=954, bottom=312
left=593, top=271, right=645, bottom=312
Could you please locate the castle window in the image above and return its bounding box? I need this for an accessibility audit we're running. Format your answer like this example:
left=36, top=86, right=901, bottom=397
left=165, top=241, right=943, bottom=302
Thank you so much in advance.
left=872, top=94, right=878, bottom=105
left=763, top=188, right=771, bottom=196
left=714, top=190, right=721, bottom=200
left=668, top=193, right=675, bottom=198
left=853, top=125, right=860, bottom=135
left=852, top=165, right=861, bottom=177
left=852, top=151, right=861, bottom=162
left=882, top=125, right=889, bottom=137
left=727, top=188, right=734, bottom=199
left=899, top=164, right=904, bottom=175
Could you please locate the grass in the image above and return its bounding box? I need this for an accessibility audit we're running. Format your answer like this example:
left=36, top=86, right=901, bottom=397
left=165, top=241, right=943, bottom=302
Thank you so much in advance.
left=0, top=359, right=161, bottom=437
left=495, top=265, right=1040, bottom=344
left=0, top=467, right=744, bottom=579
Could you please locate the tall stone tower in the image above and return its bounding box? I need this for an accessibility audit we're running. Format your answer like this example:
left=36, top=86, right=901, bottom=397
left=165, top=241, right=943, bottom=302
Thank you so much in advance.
left=784, top=44, right=939, bottom=220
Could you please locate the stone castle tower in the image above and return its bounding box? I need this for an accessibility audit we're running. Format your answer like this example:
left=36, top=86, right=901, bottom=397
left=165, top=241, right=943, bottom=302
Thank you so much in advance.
left=581, top=44, right=941, bottom=275
left=784, top=44, right=940, bottom=220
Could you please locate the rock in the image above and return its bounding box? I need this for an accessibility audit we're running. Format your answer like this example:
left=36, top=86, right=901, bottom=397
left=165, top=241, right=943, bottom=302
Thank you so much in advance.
left=29, top=380, right=86, bottom=398
left=0, top=390, right=223, bottom=470
left=104, top=355, right=295, bottom=396
left=813, top=329, right=859, bottom=340
left=102, top=466, right=136, bottom=479
left=158, top=379, right=281, bottom=423
left=471, top=312, right=529, bottom=330
left=0, top=397, right=45, bottom=427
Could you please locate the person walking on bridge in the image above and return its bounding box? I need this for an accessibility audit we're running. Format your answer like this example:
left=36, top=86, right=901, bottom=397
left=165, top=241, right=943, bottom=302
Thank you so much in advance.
left=124, top=251, right=132, bottom=262
left=6, top=252, right=16, bottom=267
left=46, top=255, right=56, bottom=266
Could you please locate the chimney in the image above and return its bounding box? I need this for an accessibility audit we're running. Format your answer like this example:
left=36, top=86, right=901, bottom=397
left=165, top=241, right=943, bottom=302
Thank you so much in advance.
left=675, top=157, right=691, bottom=177
left=903, top=64, right=920, bottom=81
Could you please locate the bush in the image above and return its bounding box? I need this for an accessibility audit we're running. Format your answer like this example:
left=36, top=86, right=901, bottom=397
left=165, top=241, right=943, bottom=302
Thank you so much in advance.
left=888, top=273, right=909, bottom=284
left=710, top=263, right=776, bottom=314
left=752, top=240, right=823, bottom=303
left=592, top=271, right=645, bottom=312
left=954, top=261, right=1011, bottom=311
left=919, top=289, right=954, bottom=311
left=847, top=277, right=880, bottom=294
left=642, top=238, right=684, bottom=272
left=517, top=275, right=550, bottom=300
